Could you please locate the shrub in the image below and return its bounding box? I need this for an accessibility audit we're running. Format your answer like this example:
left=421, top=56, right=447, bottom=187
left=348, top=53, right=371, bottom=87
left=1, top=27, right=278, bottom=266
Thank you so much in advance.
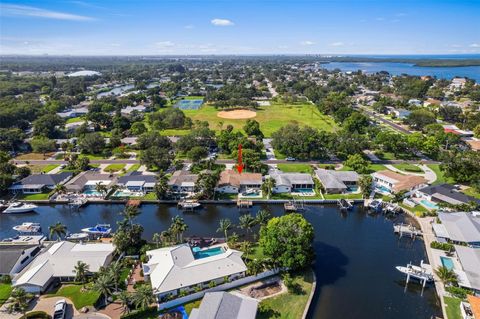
left=121, top=306, right=158, bottom=319
left=0, top=275, right=12, bottom=284
left=430, top=241, right=454, bottom=251
left=446, top=286, right=472, bottom=299
left=20, top=311, right=52, bottom=319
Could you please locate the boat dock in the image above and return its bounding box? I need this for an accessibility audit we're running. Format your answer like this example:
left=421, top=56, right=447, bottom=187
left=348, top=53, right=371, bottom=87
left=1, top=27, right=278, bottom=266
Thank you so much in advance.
left=237, top=199, right=253, bottom=209
left=396, top=260, right=433, bottom=288
left=178, top=200, right=201, bottom=211
left=337, top=199, right=353, bottom=210
left=394, top=223, right=423, bottom=238
left=284, top=199, right=305, bottom=212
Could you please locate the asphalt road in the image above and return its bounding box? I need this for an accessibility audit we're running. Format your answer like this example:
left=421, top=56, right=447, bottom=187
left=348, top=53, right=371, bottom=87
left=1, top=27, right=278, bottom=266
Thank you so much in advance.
left=358, top=105, right=413, bottom=135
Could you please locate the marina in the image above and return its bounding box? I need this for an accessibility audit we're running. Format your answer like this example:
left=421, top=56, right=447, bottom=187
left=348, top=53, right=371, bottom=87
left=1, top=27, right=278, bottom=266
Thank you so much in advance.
left=0, top=203, right=441, bottom=319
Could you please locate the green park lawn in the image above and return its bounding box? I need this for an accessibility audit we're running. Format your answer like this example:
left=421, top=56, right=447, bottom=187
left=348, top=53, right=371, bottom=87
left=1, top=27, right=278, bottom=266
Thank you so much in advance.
left=257, top=269, right=314, bottom=319
left=178, top=102, right=337, bottom=137
left=444, top=296, right=462, bottom=319
left=46, top=284, right=100, bottom=309
left=104, top=163, right=126, bottom=172
left=392, top=164, right=423, bottom=173
left=427, top=164, right=454, bottom=185
left=276, top=163, right=314, bottom=174
left=0, top=283, right=12, bottom=306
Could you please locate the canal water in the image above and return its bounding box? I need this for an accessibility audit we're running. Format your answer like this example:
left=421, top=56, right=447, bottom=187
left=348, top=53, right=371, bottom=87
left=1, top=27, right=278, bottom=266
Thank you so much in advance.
left=0, top=203, right=441, bottom=319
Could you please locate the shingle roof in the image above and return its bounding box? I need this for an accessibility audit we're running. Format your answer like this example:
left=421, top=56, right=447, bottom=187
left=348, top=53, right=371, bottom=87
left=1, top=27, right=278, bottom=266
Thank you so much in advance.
left=270, top=172, right=314, bottom=187
left=189, top=292, right=258, bottom=319
left=0, top=245, right=40, bottom=275
left=117, top=172, right=156, bottom=185
left=315, top=169, right=359, bottom=190
left=455, top=246, right=480, bottom=291
left=418, top=184, right=480, bottom=205
left=168, top=170, right=198, bottom=187
left=372, top=170, right=427, bottom=192
left=217, top=170, right=262, bottom=188
left=18, top=173, right=72, bottom=187
left=438, top=212, right=480, bottom=243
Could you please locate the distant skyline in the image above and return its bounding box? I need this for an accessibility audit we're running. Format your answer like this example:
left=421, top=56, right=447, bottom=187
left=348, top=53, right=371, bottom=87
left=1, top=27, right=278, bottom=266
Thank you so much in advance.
left=0, top=0, right=479, bottom=56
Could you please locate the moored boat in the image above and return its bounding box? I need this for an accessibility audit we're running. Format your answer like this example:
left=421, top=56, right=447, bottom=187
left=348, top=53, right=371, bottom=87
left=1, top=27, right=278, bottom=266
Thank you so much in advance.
left=81, top=224, right=112, bottom=235
left=12, top=222, right=42, bottom=234
left=3, top=202, right=38, bottom=214
left=65, top=232, right=89, bottom=240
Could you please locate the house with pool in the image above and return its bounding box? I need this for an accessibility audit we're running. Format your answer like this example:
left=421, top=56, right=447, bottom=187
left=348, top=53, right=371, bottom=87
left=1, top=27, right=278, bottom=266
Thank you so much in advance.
left=116, top=172, right=156, bottom=196
left=215, top=170, right=262, bottom=194
left=64, top=171, right=117, bottom=197
left=168, top=170, right=199, bottom=195
left=143, top=243, right=247, bottom=300
left=372, top=170, right=427, bottom=195
left=315, top=169, right=360, bottom=194
left=414, top=184, right=480, bottom=210
left=9, top=172, right=73, bottom=194
left=269, top=172, right=315, bottom=195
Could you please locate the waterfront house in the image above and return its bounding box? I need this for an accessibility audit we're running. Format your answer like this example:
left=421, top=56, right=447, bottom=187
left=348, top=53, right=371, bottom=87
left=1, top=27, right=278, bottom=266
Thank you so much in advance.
left=143, top=244, right=247, bottom=300
left=117, top=172, right=156, bottom=193
left=190, top=291, right=258, bottom=319
left=433, top=212, right=480, bottom=247
left=168, top=170, right=198, bottom=193
left=415, top=184, right=480, bottom=207
left=269, top=172, right=314, bottom=193
left=64, top=171, right=117, bottom=195
left=12, top=241, right=115, bottom=293
left=9, top=172, right=73, bottom=194
left=215, top=170, right=262, bottom=194
left=0, top=244, right=42, bottom=276
left=372, top=170, right=427, bottom=194
left=315, top=169, right=360, bottom=194
left=453, top=246, right=480, bottom=294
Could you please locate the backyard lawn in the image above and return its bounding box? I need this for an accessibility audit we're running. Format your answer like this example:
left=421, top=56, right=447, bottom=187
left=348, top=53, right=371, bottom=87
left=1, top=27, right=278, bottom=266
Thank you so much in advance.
left=104, top=163, right=126, bottom=172
left=392, top=164, right=423, bottom=173
left=176, top=102, right=338, bottom=137
left=257, top=269, right=314, bottom=319
left=66, top=117, right=84, bottom=124
left=462, top=187, right=480, bottom=199
left=127, top=164, right=141, bottom=173
left=444, top=296, right=462, bottom=319
left=18, top=192, right=51, bottom=200
left=0, top=283, right=12, bottom=306
left=323, top=193, right=363, bottom=200
left=46, top=284, right=100, bottom=310
left=276, top=163, right=314, bottom=174
left=427, top=164, right=454, bottom=185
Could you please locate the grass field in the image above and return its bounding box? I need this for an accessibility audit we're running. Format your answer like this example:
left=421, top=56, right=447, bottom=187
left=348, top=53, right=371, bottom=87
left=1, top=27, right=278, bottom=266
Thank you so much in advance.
left=176, top=102, right=337, bottom=137
left=463, top=187, right=480, bottom=199
left=104, top=163, right=126, bottom=172
left=0, top=283, right=12, bottom=306
left=15, top=152, right=56, bottom=160
left=18, top=192, right=51, bottom=200
left=427, top=164, right=454, bottom=185
left=46, top=284, right=100, bottom=309
left=257, top=269, right=314, bottom=319
left=127, top=164, right=141, bottom=172
left=277, top=163, right=314, bottom=174
left=28, top=164, right=59, bottom=174
left=340, top=164, right=386, bottom=174
left=444, top=297, right=462, bottom=319
left=323, top=193, right=363, bottom=200
left=66, top=117, right=84, bottom=124
left=392, top=164, right=423, bottom=173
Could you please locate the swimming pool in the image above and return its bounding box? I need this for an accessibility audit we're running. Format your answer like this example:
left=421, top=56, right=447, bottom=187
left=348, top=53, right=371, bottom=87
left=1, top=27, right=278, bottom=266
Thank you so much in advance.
left=193, top=246, right=225, bottom=259
left=420, top=199, right=439, bottom=210
left=440, top=256, right=454, bottom=270
left=112, top=190, right=143, bottom=197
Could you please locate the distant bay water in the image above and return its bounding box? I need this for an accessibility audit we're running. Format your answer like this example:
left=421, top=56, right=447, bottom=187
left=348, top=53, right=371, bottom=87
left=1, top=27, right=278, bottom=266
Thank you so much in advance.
left=322, top=61, right=480, bottom=82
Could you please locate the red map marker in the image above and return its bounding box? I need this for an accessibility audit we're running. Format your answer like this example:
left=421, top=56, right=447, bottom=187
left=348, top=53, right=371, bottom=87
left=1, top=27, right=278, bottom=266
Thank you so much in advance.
left=237, top=144, right=244, bottom=174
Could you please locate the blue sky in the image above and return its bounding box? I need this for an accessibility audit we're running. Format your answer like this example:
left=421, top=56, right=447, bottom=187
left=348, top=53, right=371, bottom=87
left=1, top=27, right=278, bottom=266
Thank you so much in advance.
left=1, top=0, right=479, bottom=55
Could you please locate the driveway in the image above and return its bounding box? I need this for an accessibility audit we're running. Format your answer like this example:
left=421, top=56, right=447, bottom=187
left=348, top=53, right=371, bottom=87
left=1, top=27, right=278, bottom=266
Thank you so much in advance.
left=28, top=296, right=78, bottom=319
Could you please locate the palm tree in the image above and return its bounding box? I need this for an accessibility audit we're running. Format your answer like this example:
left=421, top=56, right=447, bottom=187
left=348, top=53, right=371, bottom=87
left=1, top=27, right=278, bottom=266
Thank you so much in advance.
left=238, top=213, right=257, bottom=235
left=154, top=173, right=169, bottom=200
left=95, top=182, right=108, bottom=196
left=170, top=215, right=188, bottom=243
left=122, top=205, right=140, bottom=226
left=228, top=232, right=240, bottom=248
left=160, top=230, right=171, bottom=246
left=54, top=183, right=66, bottom=195
left=152, top=233, right=161, bottom=248
left=117, top=291, right=131, bottom=314
left=5, top=288, right=32, bottom=315
left=358, top=175, right=373, bottom=199
left=255, top=209, right=271, bottom=226
left=108, top=261, right=124, bottom=292
left=74, top=261, right=89, bottom=287
left=93, top=273, right=114, bottom=306
left=435, top=266, right=458, bottom=286
left=49, top=222, right=67, bottom=241
left=240, top=240, right=252, bottom=259
left=217, top=218, right=233, bottom=241
left=133, top=284, right=156, bottom=310
left=261, top=177, right=276, bottom=199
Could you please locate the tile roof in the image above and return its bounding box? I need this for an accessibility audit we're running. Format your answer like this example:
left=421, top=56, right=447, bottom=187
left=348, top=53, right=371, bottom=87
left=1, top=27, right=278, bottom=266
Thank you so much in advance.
left=373, top=170, right=427, bottom=192
left=217, top=170, right=262, bottom=188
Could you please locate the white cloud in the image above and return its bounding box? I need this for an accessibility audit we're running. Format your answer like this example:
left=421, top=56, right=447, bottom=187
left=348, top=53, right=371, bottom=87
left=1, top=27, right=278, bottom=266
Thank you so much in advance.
left=300, top=40, right=315, bottom=46
left=155, top=41, right=175, bottom=48
left=211, top=18, right=234, bottom=26
left=329, top=42, right=344, bottom=47
left=0, top=3, right=94, bottom=21
left=470, top=43, right=480, bottom=48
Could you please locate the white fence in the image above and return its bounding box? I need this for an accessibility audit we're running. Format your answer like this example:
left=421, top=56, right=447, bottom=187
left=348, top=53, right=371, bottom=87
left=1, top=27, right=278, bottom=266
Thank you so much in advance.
left=157, top=269, right=279, bottom=310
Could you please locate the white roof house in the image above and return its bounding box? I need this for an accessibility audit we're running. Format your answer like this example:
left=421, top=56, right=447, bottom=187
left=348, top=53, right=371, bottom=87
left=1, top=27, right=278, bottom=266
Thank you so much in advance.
left=143, top=244, right=247, bottom=297
left=454, top=245, right=480, bottom=292
left=436, top=212, right=480, bottom=246
left=13, top=241, right=115, bottom=293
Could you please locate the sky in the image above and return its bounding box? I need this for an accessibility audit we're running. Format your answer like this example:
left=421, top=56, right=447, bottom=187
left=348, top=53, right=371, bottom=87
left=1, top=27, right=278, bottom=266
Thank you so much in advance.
left=0, top=0, right=479, bottom=56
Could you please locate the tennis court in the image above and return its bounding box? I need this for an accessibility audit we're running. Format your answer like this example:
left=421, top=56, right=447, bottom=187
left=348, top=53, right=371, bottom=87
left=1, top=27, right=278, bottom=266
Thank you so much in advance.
left=174, top=98, right=204, bottom=110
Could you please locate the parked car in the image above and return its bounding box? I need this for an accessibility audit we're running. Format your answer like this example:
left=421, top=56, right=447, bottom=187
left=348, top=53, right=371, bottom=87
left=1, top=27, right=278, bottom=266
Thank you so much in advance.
left=285, top=157, right=296, bottom=161
left=53, top=299, right=67, bottom=319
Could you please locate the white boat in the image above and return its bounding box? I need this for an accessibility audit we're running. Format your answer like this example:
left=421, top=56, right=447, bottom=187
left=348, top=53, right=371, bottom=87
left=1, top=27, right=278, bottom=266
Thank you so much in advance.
left=65, top=233, right=89, bottom=240
left=178, top=200, right=201, bottom=209
left=396, top=260, right=433, bottom=285
left=3, top=202, right=38, bottom=214
left=12, top=222, right=42, bottom=234
left=81, top=224, right=112, bottom=235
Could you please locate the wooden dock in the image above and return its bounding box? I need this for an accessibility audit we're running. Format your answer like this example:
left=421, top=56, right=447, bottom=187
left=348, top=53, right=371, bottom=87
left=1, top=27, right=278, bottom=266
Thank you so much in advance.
left=237, top=199, right=253, bottom=208
left=394, top=223, right=423, bottom=238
